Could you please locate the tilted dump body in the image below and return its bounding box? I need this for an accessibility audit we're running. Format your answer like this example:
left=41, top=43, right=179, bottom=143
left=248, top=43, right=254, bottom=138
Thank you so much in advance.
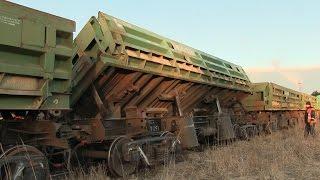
left=0, top=1, right=75, bottom=110
left=242, top=82, right=317, bottom=111
left=71, top=12, right=251, bottom=147
left=72, top=12, right=251, bottom=104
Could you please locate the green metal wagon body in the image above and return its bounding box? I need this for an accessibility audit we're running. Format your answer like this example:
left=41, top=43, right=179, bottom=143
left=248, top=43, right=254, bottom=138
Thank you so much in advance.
left=0, top=1, right=75, bottom=110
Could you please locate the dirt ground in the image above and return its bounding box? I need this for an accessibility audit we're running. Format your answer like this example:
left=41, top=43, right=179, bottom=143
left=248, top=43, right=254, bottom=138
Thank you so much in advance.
left=66, top=126, right=320, bottom=180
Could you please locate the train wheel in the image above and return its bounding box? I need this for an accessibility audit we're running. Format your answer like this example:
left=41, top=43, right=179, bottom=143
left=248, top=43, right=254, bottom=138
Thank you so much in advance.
left=246, top=125, right=258, bottom=138
left=233, top=124, right=248, bottom=140
left=107, top=136, right=138, bottom=177
left=44, top=147, right=71, bottom=170
left=0, top=145, right=49, bottom=180
left=271, top=120, right=278, bottom=131
left=289, top=118, right=296, bottom=127
left=160, top=132, right=181, bottom=152
left=160, top=132, right=183, bottom=163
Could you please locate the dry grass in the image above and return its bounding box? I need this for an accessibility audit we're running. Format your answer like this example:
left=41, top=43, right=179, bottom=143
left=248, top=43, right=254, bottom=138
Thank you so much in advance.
left=64, top=164, right=110, bottom=180
left=66, top=126, right=320, bottom=180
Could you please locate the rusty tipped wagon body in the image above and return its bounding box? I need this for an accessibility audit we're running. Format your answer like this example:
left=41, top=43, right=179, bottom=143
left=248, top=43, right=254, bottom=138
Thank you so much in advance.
left=0, top=1, right=318, bottom=179
left=70, top=12, right=251, bottom=175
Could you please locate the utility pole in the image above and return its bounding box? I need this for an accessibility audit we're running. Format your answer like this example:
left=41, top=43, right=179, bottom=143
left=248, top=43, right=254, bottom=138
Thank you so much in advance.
left=298, top=81, right=302, bottom=92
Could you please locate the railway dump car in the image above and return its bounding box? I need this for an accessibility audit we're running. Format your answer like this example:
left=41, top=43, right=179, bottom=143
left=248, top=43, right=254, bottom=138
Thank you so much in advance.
left=0, top=1, right=75, bottom=179
left=71, top=12, right=251, bottom=175
left=241, top=82, right=318, bottom=132
left=1, top=1, right=319, bottom=179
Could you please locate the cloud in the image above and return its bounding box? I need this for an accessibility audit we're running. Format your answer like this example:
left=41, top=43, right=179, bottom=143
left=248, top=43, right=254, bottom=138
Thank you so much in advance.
left=245, top=62, right=320, bottom=94
left=246, top=65, right=320, bottom=73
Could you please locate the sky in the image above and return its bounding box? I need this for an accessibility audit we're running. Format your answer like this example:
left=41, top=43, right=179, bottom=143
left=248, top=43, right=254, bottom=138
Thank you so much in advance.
left=8, top=0, right=320, bottom=93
